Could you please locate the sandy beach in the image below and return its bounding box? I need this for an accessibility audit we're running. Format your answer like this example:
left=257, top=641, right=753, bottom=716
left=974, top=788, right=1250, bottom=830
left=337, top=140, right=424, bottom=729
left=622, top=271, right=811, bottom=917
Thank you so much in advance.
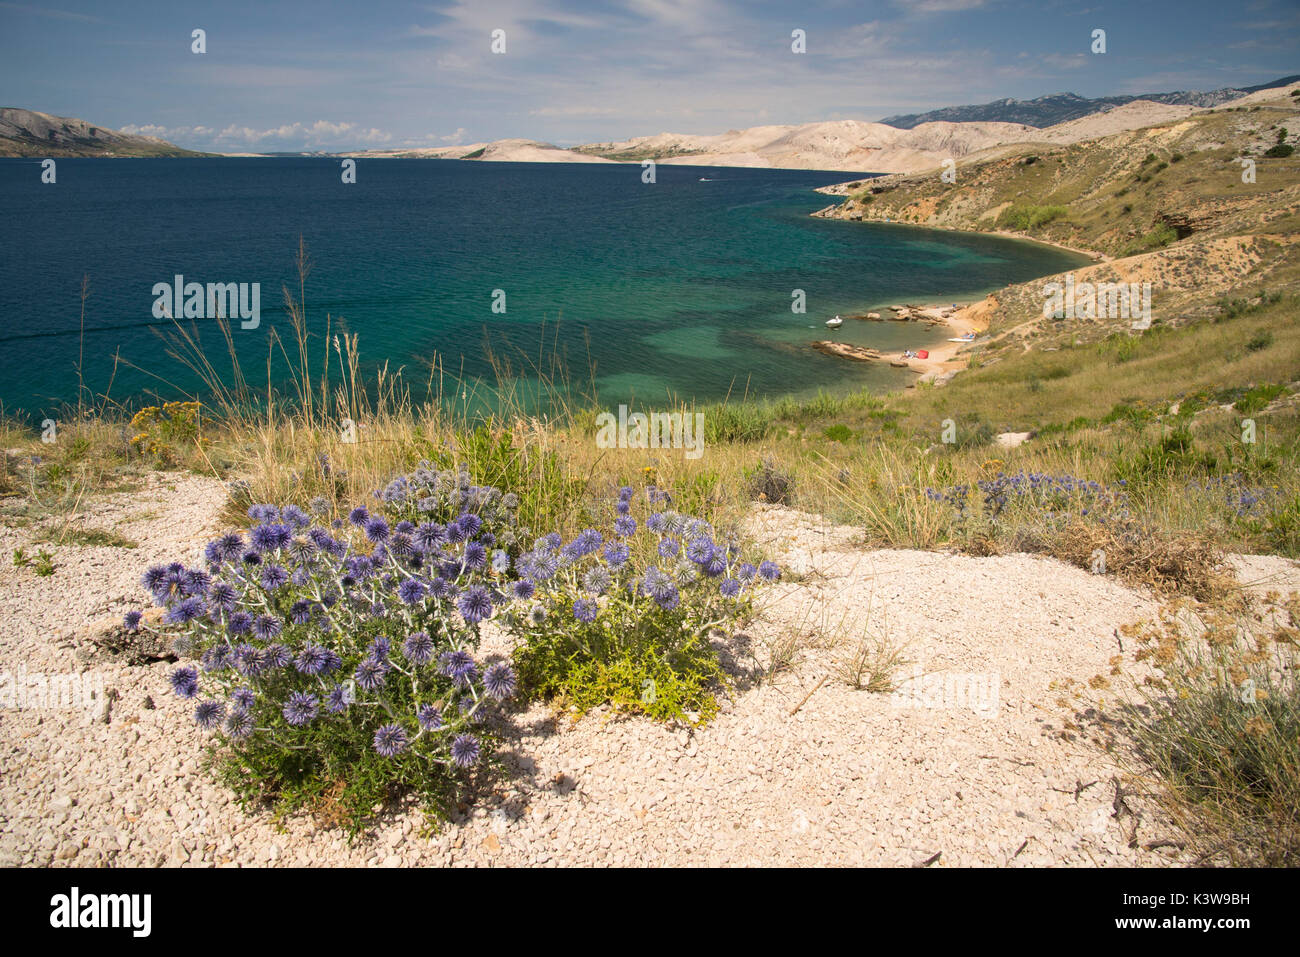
left=813, top=297, right=995, bottom=383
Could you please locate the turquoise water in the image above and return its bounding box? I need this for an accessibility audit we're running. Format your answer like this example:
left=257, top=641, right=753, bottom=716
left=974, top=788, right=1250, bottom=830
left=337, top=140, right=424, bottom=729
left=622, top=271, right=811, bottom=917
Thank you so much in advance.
left=0, top=158, right=1090, bottom=418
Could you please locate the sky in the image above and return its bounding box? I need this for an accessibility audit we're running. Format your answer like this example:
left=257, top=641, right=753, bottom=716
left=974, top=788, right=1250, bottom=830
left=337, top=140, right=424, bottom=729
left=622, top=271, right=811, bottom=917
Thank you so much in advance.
left=2, top=0, right=1297, bottom=151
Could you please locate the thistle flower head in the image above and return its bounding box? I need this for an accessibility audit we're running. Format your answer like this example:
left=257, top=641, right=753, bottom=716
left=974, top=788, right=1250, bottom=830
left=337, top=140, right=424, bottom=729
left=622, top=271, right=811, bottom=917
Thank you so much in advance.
left=484, top=662, right=516, bottom=700
left=373, top=723, right=409, bottom=757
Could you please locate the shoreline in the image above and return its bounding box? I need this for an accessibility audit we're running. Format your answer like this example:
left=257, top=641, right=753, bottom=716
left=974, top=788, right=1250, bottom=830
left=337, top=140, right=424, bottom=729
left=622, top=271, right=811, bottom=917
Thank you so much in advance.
left=813, top=299, right=992, bottom=383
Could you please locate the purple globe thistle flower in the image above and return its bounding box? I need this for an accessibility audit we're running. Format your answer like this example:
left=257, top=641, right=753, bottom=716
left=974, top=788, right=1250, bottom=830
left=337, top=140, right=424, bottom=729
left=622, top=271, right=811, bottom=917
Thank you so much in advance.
left=616, top=499, right=631, bottom=516
left=416, top=703, right=442, bottom=730
left=248, top=504, right=280, bottom=523
left=491, top=550, right=511, bottom=575
left=603, top=541, right=630, bottom=568
left=364, top=517, right=390, bottom=544
left=582, top=566, right=611, bottom=595
left=450, top=734, right=481, bottom=768
left=645, top=512, right=667, bottom=533
left=484, top=662, right=516, bottom=701
left=512, top=579, right=535, bottom=600
left=227, top=610, right=253, bottom=635
left=737, top=562, right=758, bottom=584
left=720, top=578, right=742, bottom=598
left=264, top=644, right=293, bottom=669
left=142, top=565, right=168, bottom=593
left=288, top=538, right=317, bottom=565
left=658, top=538, right=680, bottom=559
left=354, top=657, right=390, bottom=691
left=685, top=537, right=714, bottom=565
left=326, top=683, right=352, bottom=714
left=295, top=645, right=330, bottom=675
left=224, top=709, right=254, bottom=739
left=642, top=566, right=676, bottom=603
left=403, top=631, right=435, bottom=665
left=281, top=504, right=309, bottom=529
left=463, top=542, right=487, bottom=570
left=440, top=650, right=477, bottom=684
left=655, top=586, right=680, bottom=611
left=389, top=533, right=415, bottom=558
left=572, top=598, right=598, bottom=623
left=282, top=691, right=319, bottom=726
left=368, top=636, right=392, bottom=661
left=230, top=687, right=256, bottom=712
left=373, top=723, right=409, bottom=757
left=209, top=582, right=239, bottom=612
left=573, top=528, right=603, bottom=555
left=618, top=484, right=634, bottom=501
left=531, top=550, right=560, bottom=581
left=216, top=532, right=245, bottom=562
left=398, top=577, right=428, bottom=605
left=250, top=523, right=281, bottom=553
left=457, top=585, right=493, bottom=624
left=614, top=515, right=636, bottom=537
left=429, top=576, right=452, bottom=599
left=233, top=644, right=268, bottom=676
left=289, top=599, right=313, bottom=625
left=444, top=520, right=467, bottom=545
left=415, top=523, right=446, bottom=550
left=201, top=645, right=232, bottom=672
left=348, top=506, right=369, bottom=526
left=123, top=610, right=143, bottom=631
left=251, top=614, right=283, bottom=641
left=184, top=569, right=212, bottom=597
left=535, top=532, right=561, bottom=552
left=457, top=513, right=482, bottom=538
left=759, top=560, right=780, bottom=581
left=164, top=597, right=206, bottom=626
left=169, top=666, right=200, bottom=699
left=241, top=551, right=262, bottom=567
left=260, top=564, right=290, bottom=591
left=703, top=552, right=728, bottom=578
left=194, top=700, right=224, bottom=729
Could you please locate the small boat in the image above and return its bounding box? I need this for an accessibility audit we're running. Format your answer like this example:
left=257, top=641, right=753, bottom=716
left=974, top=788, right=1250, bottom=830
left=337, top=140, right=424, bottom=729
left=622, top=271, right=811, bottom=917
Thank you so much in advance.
left=948, top=333, right=976, bottom=342
left=825, top=315, right=843, bottom=328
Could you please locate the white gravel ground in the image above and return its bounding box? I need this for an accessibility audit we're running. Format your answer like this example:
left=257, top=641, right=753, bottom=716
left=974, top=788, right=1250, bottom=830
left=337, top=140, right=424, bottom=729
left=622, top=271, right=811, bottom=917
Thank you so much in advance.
left=2, top=479, right=1297, bottom=867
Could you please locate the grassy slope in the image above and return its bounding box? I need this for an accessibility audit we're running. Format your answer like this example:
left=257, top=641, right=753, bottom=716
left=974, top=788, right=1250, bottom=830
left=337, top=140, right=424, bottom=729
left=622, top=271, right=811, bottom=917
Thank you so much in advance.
left=819, top=97, right=1300, bottom=354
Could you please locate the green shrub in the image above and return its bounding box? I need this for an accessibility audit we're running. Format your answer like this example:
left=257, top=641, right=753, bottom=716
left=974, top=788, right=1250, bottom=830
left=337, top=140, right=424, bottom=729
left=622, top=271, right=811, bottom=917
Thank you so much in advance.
left=507, top=496, right=779, bottom=722
left=140, top=464, right=530, bottom=835
left=823, top=424, right=854, bottom=442
left=745, top=458, right=794, bottom=503
left=1116, top=601, right=1300, bottom=865
left=1115, top=428, right=1217, bottom=483
left=995, top=204, right=1068, bottom=231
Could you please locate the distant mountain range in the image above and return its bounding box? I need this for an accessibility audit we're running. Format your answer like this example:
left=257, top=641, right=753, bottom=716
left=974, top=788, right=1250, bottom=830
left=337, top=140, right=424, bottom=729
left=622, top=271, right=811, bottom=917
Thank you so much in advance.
left=4, top=74, right=1297, bottom=165
left=879, top=75, right=1300, bottom=129
left=0, top=107, right=206, bottom=157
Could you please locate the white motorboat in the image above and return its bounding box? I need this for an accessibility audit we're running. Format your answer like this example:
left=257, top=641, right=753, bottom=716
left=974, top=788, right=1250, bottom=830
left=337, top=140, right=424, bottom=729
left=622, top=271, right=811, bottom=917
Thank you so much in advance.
left=825, top=315, right=844, bottom=328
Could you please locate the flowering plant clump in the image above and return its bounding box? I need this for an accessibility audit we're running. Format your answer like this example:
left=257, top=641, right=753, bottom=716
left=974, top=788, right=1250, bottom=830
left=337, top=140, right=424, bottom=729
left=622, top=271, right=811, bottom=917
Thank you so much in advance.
left=504, top=484, right=780, bottom=722
left=127, top=464, right=526, bottom=832
left=926, top=471, right=1130, bottom=523
left=129, top=401, right=206, bottom=462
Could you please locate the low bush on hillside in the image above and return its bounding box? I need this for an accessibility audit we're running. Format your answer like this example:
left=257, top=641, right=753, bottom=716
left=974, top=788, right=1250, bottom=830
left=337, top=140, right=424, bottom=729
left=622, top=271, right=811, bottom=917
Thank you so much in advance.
left=132, top=465, right=778, bottom=830
left=1112, top=597, right=1300, bottom=865
left=507, top=485, right=779, bottom=722
left=995, top=204, right=1069, bottom=231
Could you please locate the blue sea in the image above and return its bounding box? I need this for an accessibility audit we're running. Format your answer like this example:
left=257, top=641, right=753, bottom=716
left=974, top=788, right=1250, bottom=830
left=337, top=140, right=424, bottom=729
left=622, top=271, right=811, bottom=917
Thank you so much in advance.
left=0, top=158, right=1090, bottom=419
